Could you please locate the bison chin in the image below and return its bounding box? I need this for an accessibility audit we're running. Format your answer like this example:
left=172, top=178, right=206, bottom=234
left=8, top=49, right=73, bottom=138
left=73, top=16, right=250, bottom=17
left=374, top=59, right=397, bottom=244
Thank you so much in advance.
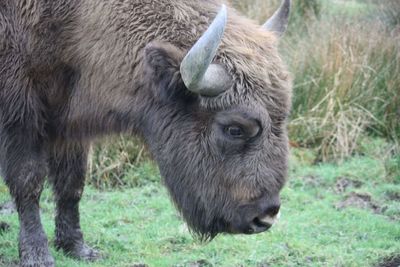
left=166, top=186, right=234, bottom=241
left=164, top=180, right=282, bottom=240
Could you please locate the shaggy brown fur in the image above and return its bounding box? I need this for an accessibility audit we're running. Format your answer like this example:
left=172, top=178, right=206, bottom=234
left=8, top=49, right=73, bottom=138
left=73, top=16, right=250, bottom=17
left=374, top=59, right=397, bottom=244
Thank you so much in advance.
left=0, top=0, right=291, bottom=266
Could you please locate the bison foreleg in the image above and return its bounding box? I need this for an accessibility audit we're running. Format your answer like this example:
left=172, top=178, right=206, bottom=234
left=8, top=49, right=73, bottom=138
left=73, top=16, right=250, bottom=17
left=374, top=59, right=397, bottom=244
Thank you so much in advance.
left=48, top=140, right=100, bottom=261
left=0, top=133, right=54, bottom=267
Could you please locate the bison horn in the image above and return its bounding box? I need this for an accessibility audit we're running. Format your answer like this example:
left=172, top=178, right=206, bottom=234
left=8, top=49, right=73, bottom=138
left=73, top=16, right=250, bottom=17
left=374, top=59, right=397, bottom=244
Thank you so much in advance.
left=263, top=0, right=291, bottom=37
left=180, top=5, right=232, bottom=97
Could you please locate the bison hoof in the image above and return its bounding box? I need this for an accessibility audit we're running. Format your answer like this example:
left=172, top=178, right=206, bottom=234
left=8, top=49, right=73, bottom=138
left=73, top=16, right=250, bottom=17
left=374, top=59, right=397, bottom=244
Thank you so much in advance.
left=65, top=242, right=101, bottom=261
left=20, top=251, right=55, bottom=267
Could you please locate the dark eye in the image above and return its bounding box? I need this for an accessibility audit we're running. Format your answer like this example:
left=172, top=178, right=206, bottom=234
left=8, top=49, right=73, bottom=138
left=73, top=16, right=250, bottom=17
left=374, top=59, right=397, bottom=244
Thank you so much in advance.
left=226, top=126, right=244, bottom=138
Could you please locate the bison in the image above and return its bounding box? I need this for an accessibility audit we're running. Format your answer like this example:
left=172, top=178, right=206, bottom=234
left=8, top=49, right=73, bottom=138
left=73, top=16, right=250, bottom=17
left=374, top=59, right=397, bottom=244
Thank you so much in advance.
left=0, top=0, right=292, bottom=266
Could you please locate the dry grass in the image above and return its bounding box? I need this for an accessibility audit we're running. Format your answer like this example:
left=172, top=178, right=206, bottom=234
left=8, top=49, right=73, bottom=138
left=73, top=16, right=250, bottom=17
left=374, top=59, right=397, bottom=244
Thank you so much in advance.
left=88, top=136, right=152, bottom=189
left=234, top=0, right=400, bottom=161
left=230, top=0, right=279, bottom=23
left=284, top=17, right=400, bottom=161
left=377, top=0, right=400, bottom=27
left=231, top=0, right=320, bottom=24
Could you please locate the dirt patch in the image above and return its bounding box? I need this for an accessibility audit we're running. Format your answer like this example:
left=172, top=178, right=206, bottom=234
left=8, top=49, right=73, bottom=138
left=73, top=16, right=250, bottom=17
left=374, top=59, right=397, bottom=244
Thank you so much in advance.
left=175, top=259, right=213, bottom=267
left=334, top=177, right=363, bottom=194
left=375, top=254, right=400, bottom=267
left=0, top=201, right=16, bottom=215
left=385, top=191, right=400, bottom=201
left=301, top=175, right=326, bottom=188
left=187, top=260, right=213, bottom=267
left=0, top=222, right=10, bottom=234
left=335, top=192, right=384, bottom=214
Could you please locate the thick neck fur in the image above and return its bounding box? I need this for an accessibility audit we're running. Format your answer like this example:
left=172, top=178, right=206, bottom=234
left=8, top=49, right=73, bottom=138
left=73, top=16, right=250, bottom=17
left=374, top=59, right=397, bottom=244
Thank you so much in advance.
left=58, top=0, right=221, bottom=139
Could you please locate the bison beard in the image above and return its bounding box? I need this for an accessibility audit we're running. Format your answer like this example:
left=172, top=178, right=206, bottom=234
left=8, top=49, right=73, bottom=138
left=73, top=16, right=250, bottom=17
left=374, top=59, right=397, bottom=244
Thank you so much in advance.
left=0, top=0, right=291, bottom=266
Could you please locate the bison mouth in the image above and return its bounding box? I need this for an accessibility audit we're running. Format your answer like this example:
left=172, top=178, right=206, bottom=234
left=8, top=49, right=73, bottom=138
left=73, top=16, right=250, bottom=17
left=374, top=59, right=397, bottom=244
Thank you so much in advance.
left=177, top=205, right=281, bottom=240
left=248, top=211, right=280, bottom=234
left=226, top=196, right=282, bottom=235
left=228, top=214, right=278, bottom=235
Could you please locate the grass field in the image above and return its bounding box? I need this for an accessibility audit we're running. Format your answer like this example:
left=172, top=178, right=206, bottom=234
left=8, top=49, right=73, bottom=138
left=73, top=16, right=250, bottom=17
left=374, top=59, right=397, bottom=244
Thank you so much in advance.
left=1, top=0, right=399, bottom=266
left=1, top=139, right=399, bottom=267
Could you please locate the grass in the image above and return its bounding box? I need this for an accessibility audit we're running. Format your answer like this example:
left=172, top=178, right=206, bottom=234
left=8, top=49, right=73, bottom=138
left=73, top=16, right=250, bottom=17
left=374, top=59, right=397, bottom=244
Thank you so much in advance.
left=1, top=140, right=399, bottom=267
left=283, top=15, right=400, bottom=161
left=233, top=0, right=400, bottom=162
left=88, top=137, right=153, bottom=190
left=322, top=0, right=375, bottom=16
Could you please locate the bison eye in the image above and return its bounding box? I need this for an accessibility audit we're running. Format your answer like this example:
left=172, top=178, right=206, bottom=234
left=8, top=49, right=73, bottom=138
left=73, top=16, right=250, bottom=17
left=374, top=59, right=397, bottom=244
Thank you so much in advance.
left=226, top=126, right=244, bottom=138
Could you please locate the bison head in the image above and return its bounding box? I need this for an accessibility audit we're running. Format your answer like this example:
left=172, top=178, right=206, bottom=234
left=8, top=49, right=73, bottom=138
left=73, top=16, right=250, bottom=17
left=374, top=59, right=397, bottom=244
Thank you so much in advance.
left=141, top=0, right=291, bottom=239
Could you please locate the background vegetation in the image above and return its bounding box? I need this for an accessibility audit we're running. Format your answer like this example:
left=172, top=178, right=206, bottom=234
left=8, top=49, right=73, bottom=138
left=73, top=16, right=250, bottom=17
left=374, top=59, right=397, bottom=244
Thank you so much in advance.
left=88, top=0, right=400, bottom=184
left=236, top=0, right=399, bottom=162
left=1, top=0, right=399, bottom=266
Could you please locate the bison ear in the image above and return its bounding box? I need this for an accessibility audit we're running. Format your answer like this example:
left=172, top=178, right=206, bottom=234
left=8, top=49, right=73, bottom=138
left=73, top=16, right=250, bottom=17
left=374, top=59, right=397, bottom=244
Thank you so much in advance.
left=144, top=42, right=189, bottom=102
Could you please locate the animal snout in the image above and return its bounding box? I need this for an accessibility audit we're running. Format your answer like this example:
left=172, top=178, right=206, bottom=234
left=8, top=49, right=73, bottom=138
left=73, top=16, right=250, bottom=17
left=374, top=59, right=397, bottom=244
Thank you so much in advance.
left=259, top=197, right=281, bottom=220
left=231, top=195, right=281, bottom=234
left=248, top=197, right=281, bottom=234
left=251, top=204, right=280, bottom=231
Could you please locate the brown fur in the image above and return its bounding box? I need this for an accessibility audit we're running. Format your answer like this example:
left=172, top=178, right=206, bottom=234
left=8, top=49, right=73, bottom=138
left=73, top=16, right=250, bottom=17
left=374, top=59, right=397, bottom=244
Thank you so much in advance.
left=0, top=1, right=291, bottom=266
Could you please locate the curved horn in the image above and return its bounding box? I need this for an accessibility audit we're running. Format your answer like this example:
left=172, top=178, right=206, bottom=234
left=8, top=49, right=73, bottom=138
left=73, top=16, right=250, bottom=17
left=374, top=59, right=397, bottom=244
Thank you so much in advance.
left=263, top=0, right=291, bottom=37
left=180, top=5, right=232, bottom=96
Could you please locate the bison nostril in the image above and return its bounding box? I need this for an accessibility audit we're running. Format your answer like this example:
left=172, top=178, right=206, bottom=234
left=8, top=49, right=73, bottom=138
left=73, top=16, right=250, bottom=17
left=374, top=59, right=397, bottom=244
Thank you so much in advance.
left=253, top=217, right=271, bottom=228
left=264, top=204, right=280, bottom=217
left=248, top=217, right=272, bottom=234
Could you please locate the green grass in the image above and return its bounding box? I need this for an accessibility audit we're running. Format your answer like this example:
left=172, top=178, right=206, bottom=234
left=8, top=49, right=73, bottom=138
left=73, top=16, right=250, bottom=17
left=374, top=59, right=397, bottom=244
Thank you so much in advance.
left=1, top=144, right=399, bottom=267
